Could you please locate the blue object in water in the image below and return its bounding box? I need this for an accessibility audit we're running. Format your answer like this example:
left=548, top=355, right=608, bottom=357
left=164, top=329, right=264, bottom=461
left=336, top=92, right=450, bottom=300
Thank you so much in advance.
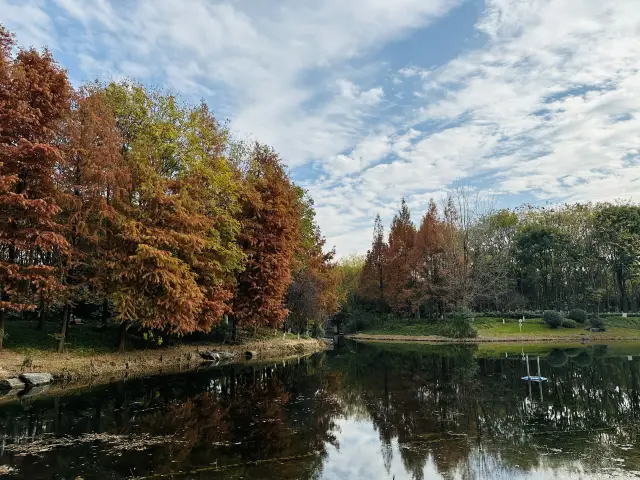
left=521, top=375, right=547, bottom=382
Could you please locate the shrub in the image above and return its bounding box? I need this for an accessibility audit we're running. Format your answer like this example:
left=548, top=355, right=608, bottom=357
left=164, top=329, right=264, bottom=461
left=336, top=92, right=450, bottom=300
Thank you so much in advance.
left=209, top=322, right=231, bottom=342
left=441, top=310, right=478, bottom=339
left=567, top=309, right=587, bottom=323
left=311, top=323, right=325, bottom=338
left=588, top=317, right=606, bottom=331
left=561, top=319, right=577, bottom=328
left=543, top=311, right=563, bottom=329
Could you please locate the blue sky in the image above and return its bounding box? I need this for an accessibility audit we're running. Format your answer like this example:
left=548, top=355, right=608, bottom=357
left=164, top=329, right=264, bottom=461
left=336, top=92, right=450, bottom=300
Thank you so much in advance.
left=3, top=0, right=640, bottom=257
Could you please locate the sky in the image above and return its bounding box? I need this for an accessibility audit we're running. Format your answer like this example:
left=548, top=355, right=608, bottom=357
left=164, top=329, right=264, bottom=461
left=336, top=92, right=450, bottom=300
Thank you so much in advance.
left=2, top=0, right=640, bottom=257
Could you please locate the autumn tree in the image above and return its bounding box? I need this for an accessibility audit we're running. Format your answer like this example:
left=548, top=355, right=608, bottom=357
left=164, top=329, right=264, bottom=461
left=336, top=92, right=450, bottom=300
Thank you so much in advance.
left=384, top=199, right=417, bottom=316
left=412, top=199, right=446, bottom=318
left=286, top=189, right=340, bottom=336
left=359, top=214, right=388, bottom=309
left=101, top=82, right=244, bottom=350
left=0, top=26, right=71, bottom=348
left=231, top=144, right=300, bottom=339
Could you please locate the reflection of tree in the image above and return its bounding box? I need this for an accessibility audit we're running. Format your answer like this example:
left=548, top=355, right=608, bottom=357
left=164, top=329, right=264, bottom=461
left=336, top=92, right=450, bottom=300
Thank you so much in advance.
left=0, top=357, right=344, bottom=480
left=330, top=342, right=640, bottom=479
left=2, top=345, right=640, bottom=479
left=328, top=343, right=481, bottom=479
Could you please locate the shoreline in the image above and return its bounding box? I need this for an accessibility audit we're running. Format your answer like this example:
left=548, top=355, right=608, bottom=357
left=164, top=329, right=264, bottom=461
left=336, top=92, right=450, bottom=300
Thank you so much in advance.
left=348, top=333, right=640, bottom=344
left=0, top=337, right=327, bottom=387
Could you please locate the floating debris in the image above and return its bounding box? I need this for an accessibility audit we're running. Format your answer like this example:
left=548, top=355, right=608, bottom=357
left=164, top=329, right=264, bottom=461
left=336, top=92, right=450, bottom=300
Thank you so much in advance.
left=0, top=465, right=17, bottom=475
left=4, top=433, right=181, bottom=457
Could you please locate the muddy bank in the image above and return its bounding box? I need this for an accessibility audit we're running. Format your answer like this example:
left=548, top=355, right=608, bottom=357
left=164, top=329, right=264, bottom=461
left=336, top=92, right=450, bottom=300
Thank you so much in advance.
left=0, top=337, right=327, bottom=386
left=348, top=333, right=640, bottom=343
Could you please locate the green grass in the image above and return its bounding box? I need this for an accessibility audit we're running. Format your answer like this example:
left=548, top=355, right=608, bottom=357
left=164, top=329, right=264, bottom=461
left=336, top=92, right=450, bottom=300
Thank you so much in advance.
left=364, top=322, right=449, bottom=336
left=357, top=315, right=640, bottom=340
left=476, top=317, right=640, bottom=338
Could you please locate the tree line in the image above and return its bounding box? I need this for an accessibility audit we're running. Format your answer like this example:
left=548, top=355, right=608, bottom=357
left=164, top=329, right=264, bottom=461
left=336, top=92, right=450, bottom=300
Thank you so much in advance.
left=354, top=191, right=640, bottom=320
left=0, top=25, right=339, bottom=351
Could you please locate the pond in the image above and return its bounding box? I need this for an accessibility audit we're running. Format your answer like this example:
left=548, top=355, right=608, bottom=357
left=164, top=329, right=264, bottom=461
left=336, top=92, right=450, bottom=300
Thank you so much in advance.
left=1, top=340, right=640, bottom=479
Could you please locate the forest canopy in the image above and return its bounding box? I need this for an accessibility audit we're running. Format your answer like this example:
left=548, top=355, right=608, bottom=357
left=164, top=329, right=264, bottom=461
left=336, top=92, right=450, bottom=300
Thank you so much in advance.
left=355, top=192, right=640, bottom=321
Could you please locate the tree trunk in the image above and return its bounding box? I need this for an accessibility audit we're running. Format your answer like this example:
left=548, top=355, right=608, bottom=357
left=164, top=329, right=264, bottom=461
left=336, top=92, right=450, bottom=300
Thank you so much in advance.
left=118, top=322, right=129, bottom=353
left=36, top=308, right=46, bottom=330
left=231, top=317, right=237, bottom=342
left=0, top=309, right=5, bottom=350
left=57, top=304, right=70, bottom=353
left=101, top=298, right=109, bottom=329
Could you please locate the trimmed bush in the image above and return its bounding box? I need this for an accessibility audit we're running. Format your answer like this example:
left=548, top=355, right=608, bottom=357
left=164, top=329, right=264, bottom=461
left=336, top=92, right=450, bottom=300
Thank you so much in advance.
left=588, top=317, right=606, bottom=331
left=567, top=309, right=587, bottom=323
left=561, top=318, right=577, bottom=328
left=543, top=311, right=564, bottom=329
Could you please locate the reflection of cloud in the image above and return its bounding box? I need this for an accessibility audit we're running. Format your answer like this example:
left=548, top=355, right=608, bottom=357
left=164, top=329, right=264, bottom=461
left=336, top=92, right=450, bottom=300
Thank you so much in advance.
left=320, top=418, right=443, bottom=479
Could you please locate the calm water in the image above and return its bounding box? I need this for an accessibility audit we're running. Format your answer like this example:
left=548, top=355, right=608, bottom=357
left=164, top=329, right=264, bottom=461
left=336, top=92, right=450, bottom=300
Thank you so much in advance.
left=2, top=341, right=640, bottom=479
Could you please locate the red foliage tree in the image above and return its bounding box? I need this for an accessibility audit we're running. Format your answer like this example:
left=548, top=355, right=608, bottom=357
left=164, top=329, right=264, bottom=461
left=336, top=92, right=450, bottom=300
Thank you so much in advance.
left=232, top=145, right=300, bottom=338
left=413, top=199, right=446, bottom=318
left=0, top=26, right=71, bottom=348
left=384, top=199, right=417, bottom=316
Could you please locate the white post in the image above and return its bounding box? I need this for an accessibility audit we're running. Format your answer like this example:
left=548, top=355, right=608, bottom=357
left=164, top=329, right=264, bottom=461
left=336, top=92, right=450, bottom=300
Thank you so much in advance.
left=526, top=354, right=531, bottom=378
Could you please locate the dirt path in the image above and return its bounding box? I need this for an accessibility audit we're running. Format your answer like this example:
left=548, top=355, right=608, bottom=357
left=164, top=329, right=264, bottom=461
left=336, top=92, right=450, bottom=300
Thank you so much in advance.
left=0, top=337, right=327, bottom=384
left=348, top=333, right=640, bottom=343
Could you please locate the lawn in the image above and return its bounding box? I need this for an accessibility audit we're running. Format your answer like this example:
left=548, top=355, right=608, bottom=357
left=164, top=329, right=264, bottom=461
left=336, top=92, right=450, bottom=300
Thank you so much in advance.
left=356, top=315, right=640, bottom=340
left=476, top=316, right=640, bottom=338
left=363, top=322, right=451, bottom=337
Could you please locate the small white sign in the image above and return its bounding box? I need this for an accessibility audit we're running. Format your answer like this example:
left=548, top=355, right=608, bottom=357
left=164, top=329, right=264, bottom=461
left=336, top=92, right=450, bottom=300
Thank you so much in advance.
left=622, top=312, right=628, bottom=318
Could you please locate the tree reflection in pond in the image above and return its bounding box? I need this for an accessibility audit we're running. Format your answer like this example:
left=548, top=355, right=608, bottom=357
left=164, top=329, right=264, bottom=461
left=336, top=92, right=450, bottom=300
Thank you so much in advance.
left=0, top=342, right=639, bottom=479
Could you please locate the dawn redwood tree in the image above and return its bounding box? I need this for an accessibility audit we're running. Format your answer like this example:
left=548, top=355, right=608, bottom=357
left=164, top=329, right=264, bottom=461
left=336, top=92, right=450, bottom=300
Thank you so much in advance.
left=413, top=199, right=446, bottom=318
left=103, top=82, right=245, bottom=350
left=55, top=87, right=127, bottom=350
left=359, top=214, right=388, bottom=309
left=0, top=26, right=71, bottom=348
left=384, top=199, right=417, bottom=316
left=231, top=144, right=300, bottom=339
left=286, top=189, right=340, bottom=336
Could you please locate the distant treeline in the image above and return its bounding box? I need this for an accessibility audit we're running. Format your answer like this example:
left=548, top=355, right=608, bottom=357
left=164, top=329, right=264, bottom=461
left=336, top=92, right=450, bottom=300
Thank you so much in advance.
left=0, top=25, right=339, bottom=351
left=348, top=191, right=640, bottom=319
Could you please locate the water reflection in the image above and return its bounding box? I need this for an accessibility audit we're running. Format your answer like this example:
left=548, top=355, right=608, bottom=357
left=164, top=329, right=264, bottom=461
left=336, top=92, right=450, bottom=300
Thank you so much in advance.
left=1, top=342, right=640, bottom=479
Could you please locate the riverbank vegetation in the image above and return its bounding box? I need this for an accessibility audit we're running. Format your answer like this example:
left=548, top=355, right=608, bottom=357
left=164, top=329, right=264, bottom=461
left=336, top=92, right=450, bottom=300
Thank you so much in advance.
left=336, top=188, right=640, bottom=340
left=0, top=25, right=340, bottom=355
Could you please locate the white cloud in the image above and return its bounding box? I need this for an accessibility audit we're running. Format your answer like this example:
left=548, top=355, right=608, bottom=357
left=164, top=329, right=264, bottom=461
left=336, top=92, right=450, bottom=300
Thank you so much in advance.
left=4, top=0, right=640, bottom=257
left=416, top=0, right=640, bottom=202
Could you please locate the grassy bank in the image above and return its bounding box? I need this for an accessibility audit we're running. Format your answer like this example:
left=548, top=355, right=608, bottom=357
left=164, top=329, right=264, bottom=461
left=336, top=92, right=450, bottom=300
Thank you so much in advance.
left=0, top=320, right=327, bottom=383
left=350, top=316, right=640, bottom=343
